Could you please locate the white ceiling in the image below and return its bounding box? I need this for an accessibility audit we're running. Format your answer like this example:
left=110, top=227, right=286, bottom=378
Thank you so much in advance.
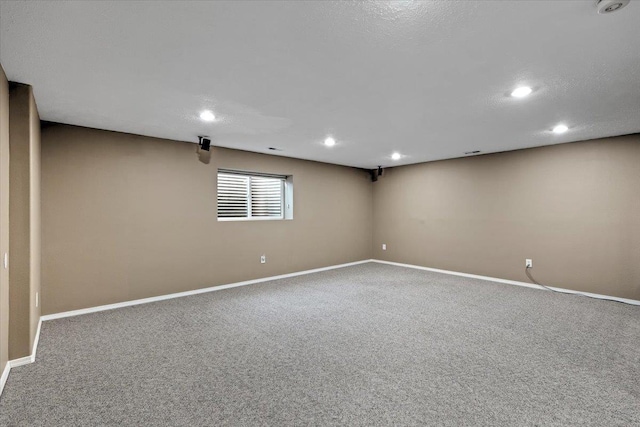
left=1, top=1, right=639, bottom=169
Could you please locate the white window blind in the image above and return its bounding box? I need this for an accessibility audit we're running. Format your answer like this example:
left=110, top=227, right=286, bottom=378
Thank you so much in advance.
left=217, top=171, right=285, bottom=220
left=217, top=173, right=249, bottom=218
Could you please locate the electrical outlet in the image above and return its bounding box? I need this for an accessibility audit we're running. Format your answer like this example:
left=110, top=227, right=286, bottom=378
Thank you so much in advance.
left=36, top=292, right=39, bottom=308
left=525, top=259, right=533, bottom=268
left=260, top=255, right=266, bottom=264
left=382, top=244, right=387, bottom=251
left=3, top=253, right=7, bottom=269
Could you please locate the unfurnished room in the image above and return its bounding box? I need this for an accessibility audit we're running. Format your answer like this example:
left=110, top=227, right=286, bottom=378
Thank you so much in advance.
left=0, top=1, right=638, bottom=425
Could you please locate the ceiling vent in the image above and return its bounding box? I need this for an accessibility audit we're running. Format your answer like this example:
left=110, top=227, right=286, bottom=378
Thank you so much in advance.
left=595, top=0, right=630, bottom=14
left=464, top=150, right=481, bottom=155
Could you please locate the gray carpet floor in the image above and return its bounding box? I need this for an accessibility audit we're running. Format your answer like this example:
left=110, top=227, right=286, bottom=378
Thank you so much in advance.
left=1, top=263, right=639, bottom=426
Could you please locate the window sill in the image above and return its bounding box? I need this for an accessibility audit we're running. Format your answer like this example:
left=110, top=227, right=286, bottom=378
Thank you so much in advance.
left=218, top=217, right=286, bottom=222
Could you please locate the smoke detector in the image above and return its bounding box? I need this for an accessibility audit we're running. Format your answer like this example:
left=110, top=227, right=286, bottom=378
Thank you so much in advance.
left=595, top=0, right=630, bottom=14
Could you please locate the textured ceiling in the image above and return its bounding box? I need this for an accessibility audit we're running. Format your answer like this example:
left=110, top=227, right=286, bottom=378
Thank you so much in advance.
left=1, top=0, right=639, bottom=168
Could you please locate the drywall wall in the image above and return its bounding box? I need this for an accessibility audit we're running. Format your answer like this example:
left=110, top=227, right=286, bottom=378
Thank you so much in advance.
left=41, top=124, right=373, bottom=314
left=0, top=66, right=9, bottom=371
left=373, top=135, right=640, bottom=300
left=39, top=122, right=640, bottom=313
left=8, top=83, right=41, bottom=359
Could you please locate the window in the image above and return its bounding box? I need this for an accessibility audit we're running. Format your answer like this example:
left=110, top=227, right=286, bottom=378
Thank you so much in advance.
left=217, top=169, right=293, bottom=221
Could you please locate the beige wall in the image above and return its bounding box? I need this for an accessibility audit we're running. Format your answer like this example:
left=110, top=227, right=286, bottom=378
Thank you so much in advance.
left=39, top=123, right=640, bottom=314
left=0, top=66, right=9, bottom=370
left=8, top=83, right=41, bottom=359
left=41, top=124, right=373, bottom=314
left=373, top=135, right=640, bottom=300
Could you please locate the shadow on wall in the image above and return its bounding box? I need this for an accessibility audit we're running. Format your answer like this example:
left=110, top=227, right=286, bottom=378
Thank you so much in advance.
left=197, top=146, right=211, bottom=165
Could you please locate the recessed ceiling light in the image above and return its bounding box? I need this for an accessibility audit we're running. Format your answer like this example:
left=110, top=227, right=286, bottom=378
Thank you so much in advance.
left=511, top=86, right=532, bottom=98
left=324, top=137, right=336, bottom=147
left=391, top=152, right=402, bottom=161
left=552, top=124, right=569, bottom=134
left=199, top=110, right=215, bottom=122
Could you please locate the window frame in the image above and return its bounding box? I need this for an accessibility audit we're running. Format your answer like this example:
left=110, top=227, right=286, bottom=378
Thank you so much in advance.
left=217, top=169, right=293, bottom=222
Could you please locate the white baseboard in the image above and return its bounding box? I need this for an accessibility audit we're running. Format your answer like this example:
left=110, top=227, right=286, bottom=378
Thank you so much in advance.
left=8, top=355, right=33, bottom=368
left=1, top=356, right=33, bottom=398
left=1, top=318, right=43, bottom=397
left=41, top=259, right=375, bottom=322
left=32, top=318, right=42, bottom=360
left=7, top=318, right=43, bottom=370
left=372, top=259, right=640, bottom=306
left=0, top=361, right=9, bottom=396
